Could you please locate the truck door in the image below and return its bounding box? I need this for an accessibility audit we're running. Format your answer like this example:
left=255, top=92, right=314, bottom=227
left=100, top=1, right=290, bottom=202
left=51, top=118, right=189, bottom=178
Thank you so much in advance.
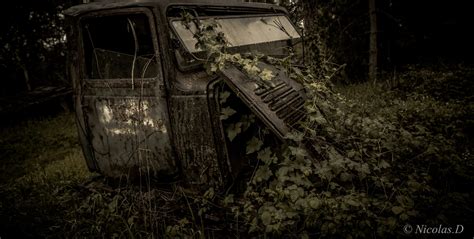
left=78, top=8, right=176, bottom=178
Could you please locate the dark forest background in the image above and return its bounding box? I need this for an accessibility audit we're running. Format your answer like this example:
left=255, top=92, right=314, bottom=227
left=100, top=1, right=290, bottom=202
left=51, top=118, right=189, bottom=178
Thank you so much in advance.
left=1, top=0, right=474, bottom=95
left=0, top=0, right=473, bottom=238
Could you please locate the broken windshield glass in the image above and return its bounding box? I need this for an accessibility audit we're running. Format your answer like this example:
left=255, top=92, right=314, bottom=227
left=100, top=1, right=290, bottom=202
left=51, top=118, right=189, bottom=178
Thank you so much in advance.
left=171, top=15, right=300, bottom=53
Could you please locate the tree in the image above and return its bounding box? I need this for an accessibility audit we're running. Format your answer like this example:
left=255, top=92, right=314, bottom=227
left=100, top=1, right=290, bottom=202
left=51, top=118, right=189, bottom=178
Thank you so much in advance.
left=0, top=1, right=67, bottom=93
left=368, top=0, right=377, bottom=84
left=300, top=0, right=330, bottom=74
left=299, top=0, right=380, bottom=82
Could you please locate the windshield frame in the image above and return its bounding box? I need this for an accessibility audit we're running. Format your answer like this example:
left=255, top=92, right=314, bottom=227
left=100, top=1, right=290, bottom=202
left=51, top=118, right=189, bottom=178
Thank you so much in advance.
left=168, top=13, right=302, bottom=55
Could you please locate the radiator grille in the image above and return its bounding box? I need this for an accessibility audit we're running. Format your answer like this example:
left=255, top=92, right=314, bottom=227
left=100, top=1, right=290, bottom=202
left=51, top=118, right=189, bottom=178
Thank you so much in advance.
left=220, top=63, right=307, bottom=139
left=254, top=82, right=306, bottom=128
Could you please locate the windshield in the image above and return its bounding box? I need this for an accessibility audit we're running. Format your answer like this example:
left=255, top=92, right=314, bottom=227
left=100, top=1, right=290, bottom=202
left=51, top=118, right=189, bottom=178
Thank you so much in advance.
left=171, top=15, right=300, bottom=53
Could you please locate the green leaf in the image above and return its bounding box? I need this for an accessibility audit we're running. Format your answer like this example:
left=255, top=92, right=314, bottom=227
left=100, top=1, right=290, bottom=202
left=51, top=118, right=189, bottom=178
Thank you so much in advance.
left=309, top=198, right=321, bottom=209
left=347, top=150, right=356, bottom=158
left=249, top=218, right=258, bottom=232
left=259, top=68, right=275, bottom=81
left=254, top=165, right=273, bottom=183
left=379, top=160, right=390, bottom=169
left=223, top=194, right=234, bottom=206
left=240, top=114, right=256, bottom=132
left=257, top=147, right=274, bottom=164
left=301, top=232, right=309, bottom=239
left=219, top=91, right=231, bottom=104
left=220, top=107, right=236, bottom=120
left=309, top=111, right=328, bottom=125
left=246, top=136, right=263, bottom=154
left=358, top=163, right=371, bottom=179
left=243, top=63, right=260, bottom=76
left=391, top=206, right=404, bottom=215
left=340, top=172, right=353, bottom=182
left=226, top=122, right=242, bottom=141
left=285, top=131, right=304, bottom=142
left=108, top=196, right=119, bottom=213
left=210, top=63, right=218, bottom=72
left=346, top=198, right=359, bottom=207
left=289, top=146, right=308, bottom=159
left=291, top=66, right=303, bottom=77
left=261, top=211, right=272, bottom=226
left=127, top=216, right=136, bottom=225
left=204, top=187, right=215, bottom=199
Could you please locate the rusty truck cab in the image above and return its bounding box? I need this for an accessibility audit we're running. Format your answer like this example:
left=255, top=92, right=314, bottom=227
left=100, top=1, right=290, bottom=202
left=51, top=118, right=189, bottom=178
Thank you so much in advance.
left=65, top=0, right=304, bottom=188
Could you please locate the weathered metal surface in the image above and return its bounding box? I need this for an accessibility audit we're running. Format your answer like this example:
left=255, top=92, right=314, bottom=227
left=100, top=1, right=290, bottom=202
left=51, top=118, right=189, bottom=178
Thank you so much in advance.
left=172, top=70, right=213, bottom=93
left=167, top=69, right=232, bottom=187
left=219, top=63, right=306, bottom=140
left=69, top=6, right=180, bottom=179
left=66, top=0, right=302, bottom=188
left=83, top=96, right=177, bottom=177
left=65, top=0, right=285, bottom=17
left=169, top=94, right=225, bottom=187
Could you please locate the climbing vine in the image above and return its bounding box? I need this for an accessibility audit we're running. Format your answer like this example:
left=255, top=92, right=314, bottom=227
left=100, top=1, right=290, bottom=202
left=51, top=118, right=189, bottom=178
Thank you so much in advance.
left=178, top=11, right=473, bottom=238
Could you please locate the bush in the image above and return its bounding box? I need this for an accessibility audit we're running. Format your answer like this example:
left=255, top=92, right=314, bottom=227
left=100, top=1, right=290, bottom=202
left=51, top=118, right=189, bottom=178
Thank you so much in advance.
left=229, top=68, right=473, bottom=237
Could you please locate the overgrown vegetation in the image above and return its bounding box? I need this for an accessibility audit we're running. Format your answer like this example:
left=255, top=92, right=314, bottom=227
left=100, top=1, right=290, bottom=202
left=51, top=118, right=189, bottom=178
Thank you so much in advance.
left=235, top=73, right=473, bottom=237
left=1, top=12, right=473, bottom=238
left=185, top=18, right=473, bottom=237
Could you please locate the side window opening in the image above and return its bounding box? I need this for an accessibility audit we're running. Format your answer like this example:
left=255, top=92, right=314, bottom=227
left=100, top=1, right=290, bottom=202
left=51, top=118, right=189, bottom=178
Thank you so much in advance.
left=82, top=13, right=157, bottom=79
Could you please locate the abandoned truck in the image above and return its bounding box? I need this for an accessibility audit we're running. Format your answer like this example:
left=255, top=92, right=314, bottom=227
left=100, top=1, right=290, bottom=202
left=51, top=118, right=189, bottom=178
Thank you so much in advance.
left=65, top=0, right=306, bottom=188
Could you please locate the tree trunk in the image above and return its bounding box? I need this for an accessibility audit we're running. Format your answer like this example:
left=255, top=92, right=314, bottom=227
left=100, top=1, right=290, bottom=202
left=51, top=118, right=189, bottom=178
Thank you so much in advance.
left=368, top=0, right=378, bottom=84
left=22, top=66, right=32, bottom=91
left=301, top=0, right=323, bottom=70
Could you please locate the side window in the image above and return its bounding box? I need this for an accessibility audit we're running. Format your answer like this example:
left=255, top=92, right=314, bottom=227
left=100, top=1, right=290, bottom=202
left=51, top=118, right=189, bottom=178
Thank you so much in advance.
left=81, top=13, right=157, bottom=79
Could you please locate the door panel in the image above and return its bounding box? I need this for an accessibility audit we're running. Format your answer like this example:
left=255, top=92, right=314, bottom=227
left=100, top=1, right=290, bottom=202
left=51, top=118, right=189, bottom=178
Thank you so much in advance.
left=79, top=8, right=176, bottom=177
left=83, top=96, right=175, bottom=177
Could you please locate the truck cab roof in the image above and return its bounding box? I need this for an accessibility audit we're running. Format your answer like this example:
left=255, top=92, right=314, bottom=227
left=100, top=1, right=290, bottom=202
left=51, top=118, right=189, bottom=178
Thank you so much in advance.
left=65, top=0, right=287, bottom=17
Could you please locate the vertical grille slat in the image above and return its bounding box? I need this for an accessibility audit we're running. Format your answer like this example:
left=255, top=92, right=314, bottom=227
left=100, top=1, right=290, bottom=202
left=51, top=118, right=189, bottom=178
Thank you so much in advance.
left=277, top=98, right=305, bottom=118
left=281, top=103, right=305, bottom=122
left=286, top=111, right=306, bottom=126
left=269, top=90, right=298, bottom=110
left=262, top=85, right=292, bottom=103
left=253, top=78, right=306, bottom=129
left=255, top=82, right=285, bottom=96
left=221, top=64, right=307, bottom=140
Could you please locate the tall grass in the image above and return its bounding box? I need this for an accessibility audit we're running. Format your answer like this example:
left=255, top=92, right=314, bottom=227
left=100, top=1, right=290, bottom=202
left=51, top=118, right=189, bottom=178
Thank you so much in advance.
left=0, top=113, right=223, bottom=238
left=0, top=66, right=472, bottom=238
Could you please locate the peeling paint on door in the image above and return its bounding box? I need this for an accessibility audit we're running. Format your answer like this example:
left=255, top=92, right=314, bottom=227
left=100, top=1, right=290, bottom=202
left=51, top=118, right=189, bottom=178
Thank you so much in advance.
left=84, top=97, right=176, bottom=178
left=97, top=99, right=168, bottom=135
